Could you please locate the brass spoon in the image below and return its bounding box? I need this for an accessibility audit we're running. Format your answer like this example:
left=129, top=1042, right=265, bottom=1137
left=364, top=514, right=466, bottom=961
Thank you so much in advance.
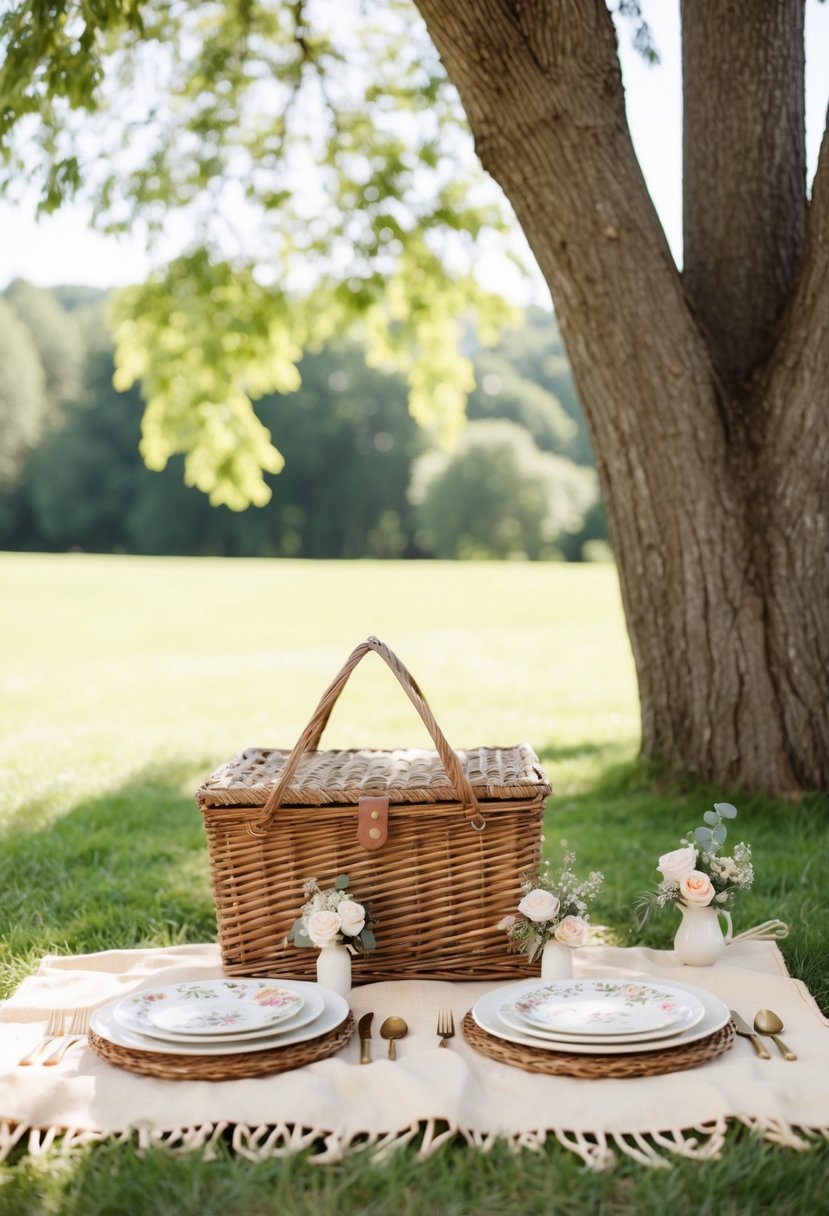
left=379, top=1015, right=408, bottom=1060
left=753, top=1009, right=797, bottom=1061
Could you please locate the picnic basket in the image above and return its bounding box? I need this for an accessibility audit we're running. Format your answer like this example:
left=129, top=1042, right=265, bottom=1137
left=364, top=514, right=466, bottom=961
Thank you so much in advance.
left=196, top=637, right=552, bottom=983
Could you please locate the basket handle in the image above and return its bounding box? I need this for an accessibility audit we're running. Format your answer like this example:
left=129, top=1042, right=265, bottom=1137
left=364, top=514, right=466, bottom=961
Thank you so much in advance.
left=249, top=637, right=486, bottom=834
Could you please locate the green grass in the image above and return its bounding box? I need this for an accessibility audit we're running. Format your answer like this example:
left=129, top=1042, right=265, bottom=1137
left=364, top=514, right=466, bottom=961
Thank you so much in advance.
left=1, top=552, right=827, bottom=1214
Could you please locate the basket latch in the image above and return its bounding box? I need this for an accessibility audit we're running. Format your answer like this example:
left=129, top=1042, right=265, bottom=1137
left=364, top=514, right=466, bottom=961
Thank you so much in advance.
left=357, top=796, right=389, bottom=851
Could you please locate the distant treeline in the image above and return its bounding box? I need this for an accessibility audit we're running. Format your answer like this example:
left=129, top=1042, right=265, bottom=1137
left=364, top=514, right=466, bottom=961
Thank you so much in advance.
left=0, top=280, right=609, bottom=560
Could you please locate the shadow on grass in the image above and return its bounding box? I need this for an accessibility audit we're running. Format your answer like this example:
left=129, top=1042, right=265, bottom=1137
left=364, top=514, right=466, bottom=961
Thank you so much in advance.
left=0, top=759, right=219, bottom=995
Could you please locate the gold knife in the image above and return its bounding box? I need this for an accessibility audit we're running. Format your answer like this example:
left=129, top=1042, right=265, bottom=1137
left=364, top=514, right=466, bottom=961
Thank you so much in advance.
left=730, top=1010, right=770, bottom=1059
left=358, top=1012, right=374, bottom=1064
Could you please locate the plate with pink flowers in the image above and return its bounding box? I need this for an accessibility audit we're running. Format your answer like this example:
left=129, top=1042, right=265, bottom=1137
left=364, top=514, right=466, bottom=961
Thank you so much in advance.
left=504, top=979, right=705, bottom=1039
left=113, top=979, right=321, bottom=1043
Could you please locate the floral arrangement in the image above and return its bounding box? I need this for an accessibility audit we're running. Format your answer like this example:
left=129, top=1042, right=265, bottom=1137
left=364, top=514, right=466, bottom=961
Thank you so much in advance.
left=286, top=874, right=377, bottom=955
left=639, top=802, right=754, bottom=920
left=498, top=852, right=604, bottom=961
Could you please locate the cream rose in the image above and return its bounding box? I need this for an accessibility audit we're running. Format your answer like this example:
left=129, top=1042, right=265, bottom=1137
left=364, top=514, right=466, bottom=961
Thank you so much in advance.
left=306, top=909, right=342, bottom=946
left=518, top=888, right=561, bottom=924
left=657, top=845, right=697, bottom=883
left=679, top=870, right=715, bottom=906
left=337, top=898, right=366, bottom=937
left=554, top=915, right=588, bottom=946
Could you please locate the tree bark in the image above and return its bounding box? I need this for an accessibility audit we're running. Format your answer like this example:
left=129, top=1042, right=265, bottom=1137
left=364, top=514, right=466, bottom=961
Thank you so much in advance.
left=413, top=0, right=829, bottom=793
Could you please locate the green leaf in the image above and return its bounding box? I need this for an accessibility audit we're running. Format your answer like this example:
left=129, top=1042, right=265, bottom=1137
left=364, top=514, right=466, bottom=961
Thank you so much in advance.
left=712, top=824, right=728, bottom=844
left=359, top=929, right=376, bottom=951
left=703, top=810, right=719, bottom=825
left=694, top=826, right=713, bottom=848
left=334, top=874, right=350, bottom=890
left=714, top=802, right=738, bottom=819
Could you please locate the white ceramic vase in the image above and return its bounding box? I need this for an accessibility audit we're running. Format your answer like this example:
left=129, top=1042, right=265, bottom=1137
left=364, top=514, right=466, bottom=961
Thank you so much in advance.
left=540, top=939, right=574, bottom=981
left=673, top=902, right=733, bottom=966
left=316, top=942, right=352, bottom=996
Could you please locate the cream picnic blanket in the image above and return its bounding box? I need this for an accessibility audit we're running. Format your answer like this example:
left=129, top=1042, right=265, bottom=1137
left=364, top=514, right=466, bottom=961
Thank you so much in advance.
left=2, top=940, right=828, bottom=1169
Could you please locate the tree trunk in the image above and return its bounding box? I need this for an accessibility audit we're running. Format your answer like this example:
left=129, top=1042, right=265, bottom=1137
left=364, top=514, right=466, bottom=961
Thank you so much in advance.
left=413, top=0, right=829, bottom=793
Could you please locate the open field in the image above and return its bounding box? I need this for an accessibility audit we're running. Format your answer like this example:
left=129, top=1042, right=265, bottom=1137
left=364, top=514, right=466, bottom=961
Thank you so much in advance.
left=1, top=552, right=827, bottom=1214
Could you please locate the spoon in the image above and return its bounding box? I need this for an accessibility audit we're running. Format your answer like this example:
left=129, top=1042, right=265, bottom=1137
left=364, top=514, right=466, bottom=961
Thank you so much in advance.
left=753, top=1009, right=797, bottom=1061
left=379, top=1015, right=408, bottom=1060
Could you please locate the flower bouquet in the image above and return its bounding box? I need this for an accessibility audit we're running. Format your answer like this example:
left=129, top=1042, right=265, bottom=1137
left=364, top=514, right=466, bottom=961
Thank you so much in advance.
left=640, top=802, right=754, bottom=919
left=638, top=802, right=754, bottom=965
left=499, top=852, right=604, bottom=977
left=286, top=874, right=377, bottom=955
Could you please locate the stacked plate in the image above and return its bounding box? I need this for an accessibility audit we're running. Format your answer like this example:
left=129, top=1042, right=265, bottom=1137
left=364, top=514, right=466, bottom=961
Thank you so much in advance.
left=473, top=977, right=730, bottom=1056
left=90, top=977, right=349, bottom=1058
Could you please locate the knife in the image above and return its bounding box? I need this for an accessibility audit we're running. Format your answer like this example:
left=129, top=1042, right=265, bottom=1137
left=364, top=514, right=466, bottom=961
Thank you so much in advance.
left=729, top=1010, right=770, bottom=1059
left=358, top=1012, right=374, bottom=1064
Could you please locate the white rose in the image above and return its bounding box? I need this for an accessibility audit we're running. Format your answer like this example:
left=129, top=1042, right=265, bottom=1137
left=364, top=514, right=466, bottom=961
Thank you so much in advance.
left=306, top=909, right=342, bottom=946
left=337, top=899, right=366, bottom=937
left=554, top=915, right=588, bottom=946
left=518, top=888, right=561, bottom=924
left=657, top=845, right=697, bottom=883
left=679, top=870, right=715, bottom=906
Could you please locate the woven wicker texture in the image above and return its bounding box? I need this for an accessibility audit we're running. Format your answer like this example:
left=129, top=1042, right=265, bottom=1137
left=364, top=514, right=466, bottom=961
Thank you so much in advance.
left=199, top=744, right=551, bottom=809
left=196, top=638, right=551, bottom=983
left=88, top=1013, right=355, bottom=1081
left=461, top=1012, right=737, bottom=1078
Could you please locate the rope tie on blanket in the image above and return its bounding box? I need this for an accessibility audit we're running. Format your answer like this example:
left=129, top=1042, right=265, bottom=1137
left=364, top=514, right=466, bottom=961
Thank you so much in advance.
left=732, top=919, right=789, bottom=942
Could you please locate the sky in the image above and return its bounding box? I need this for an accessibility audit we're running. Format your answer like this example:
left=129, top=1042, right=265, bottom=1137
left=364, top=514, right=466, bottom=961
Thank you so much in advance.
left=1, top=0, right=828, bottom=301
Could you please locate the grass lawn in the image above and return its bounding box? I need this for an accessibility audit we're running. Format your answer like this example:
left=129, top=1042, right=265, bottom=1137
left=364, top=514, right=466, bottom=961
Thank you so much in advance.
left=1, top=552, right=827, bottom=1214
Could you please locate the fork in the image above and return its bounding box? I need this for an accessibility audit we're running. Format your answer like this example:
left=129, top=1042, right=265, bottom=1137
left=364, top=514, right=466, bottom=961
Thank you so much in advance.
left=437, top=1009, right=455, bottom=1048
left=17, top=1009, right=66, bottom=1066
left=43, top=1007, right=91, bottom=1066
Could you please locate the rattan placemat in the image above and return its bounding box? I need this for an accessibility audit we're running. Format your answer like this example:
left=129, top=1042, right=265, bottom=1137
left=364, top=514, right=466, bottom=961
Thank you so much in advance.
left=89, top=1012, right=355, bottom=1081
left=462, top=1012, right=736, bottom=1078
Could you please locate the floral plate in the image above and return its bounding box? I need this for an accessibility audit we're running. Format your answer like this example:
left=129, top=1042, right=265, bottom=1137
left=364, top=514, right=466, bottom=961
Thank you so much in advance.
left=508, top=979, right=705, bottom=1037
left=498, top=988, right=705, bottom=1045
left=113, top=979, right=313, bottom=1043
left=92, top=982, right=347, bottom=1057
left=473, top=979, right=728, bottom=1056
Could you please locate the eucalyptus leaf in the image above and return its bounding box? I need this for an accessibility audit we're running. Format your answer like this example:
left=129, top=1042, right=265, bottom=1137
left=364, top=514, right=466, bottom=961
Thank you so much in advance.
left=360, top=929, right=376, bottom=950
left=334, top=874, right=350, bottom=890
left=703, top=811, right=719, bottom=825
left=712, top=823, right=728, bottom=844
left=694, top=826, right=713, bottom=847
left=714, top=802, right=738, bottom=819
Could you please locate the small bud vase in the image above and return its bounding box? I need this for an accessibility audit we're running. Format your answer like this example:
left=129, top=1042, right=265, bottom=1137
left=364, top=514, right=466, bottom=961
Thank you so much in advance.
left=673, top=903, right=733, bottom=966
left=540, top=939, right=574, bottom=981
left=316, top=942, right=352, bottom=997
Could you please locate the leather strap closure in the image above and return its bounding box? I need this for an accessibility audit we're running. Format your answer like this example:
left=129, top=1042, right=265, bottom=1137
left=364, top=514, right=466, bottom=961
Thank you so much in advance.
left=357, top=796, right=389, bottom=851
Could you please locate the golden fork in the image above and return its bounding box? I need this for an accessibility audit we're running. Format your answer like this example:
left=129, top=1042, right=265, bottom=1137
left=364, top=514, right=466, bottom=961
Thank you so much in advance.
left=437, top=1008, right=455, bottom=1048
left=43, top=1007, right=91, bottom=1066
left=17, top=1009, right=66, bottom=1066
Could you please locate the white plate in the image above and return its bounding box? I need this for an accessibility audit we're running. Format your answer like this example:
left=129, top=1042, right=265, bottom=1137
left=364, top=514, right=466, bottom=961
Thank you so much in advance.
left=473, top=979, right=729, bottom=1056
left=497, top=998, right=705, bottom=1045
left=127, top=984, right=325, bottom=1045
left=509, top=979, right=703, bottom=1037
left=113, top=979, right=308, bottom=1041
left=96, top=982, right=346, bottom=1055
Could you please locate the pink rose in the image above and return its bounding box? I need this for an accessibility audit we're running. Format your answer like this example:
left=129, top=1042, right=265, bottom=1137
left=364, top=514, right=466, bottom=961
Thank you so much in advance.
left=679, top=870, right=715, bottom=906
left=554, top=915, right=588, bottom=946
left=657, top=845, right=697, bottom=883
left=518, top=888, right=561, bottom=924
left=306, top=909, right=342, bottom=946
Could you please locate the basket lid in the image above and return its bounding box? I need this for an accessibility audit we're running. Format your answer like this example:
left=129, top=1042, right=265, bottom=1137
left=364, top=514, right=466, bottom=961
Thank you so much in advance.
left=196, top=742, right=551, bottom=810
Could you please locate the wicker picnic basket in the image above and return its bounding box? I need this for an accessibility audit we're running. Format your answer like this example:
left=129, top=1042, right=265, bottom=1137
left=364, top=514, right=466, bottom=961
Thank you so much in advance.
left=196, top=637, right=552, bottom=983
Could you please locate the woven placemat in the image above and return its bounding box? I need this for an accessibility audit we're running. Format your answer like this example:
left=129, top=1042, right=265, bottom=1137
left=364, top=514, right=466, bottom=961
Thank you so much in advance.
left=462, top=1012, right=736, bottom=1079
left=89, top=1012, right=355, bottom=1081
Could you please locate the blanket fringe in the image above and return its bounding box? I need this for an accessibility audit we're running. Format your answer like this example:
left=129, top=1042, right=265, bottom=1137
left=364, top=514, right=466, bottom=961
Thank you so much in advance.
left=0, top=1116, right=825, bottom=1169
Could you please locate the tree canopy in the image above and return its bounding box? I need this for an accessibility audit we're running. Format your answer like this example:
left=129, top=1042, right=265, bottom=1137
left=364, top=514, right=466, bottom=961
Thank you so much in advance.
left=2, top=0, right=826, bottom=794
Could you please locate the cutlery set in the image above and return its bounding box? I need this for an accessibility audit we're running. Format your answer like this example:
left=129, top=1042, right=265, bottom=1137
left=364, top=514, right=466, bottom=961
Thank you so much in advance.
left=358, top=1011, right=455, bottom=1061
left=729, top=1009, right=797, bottom=1060
left=18, top=1007, right=90, bottom=1066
